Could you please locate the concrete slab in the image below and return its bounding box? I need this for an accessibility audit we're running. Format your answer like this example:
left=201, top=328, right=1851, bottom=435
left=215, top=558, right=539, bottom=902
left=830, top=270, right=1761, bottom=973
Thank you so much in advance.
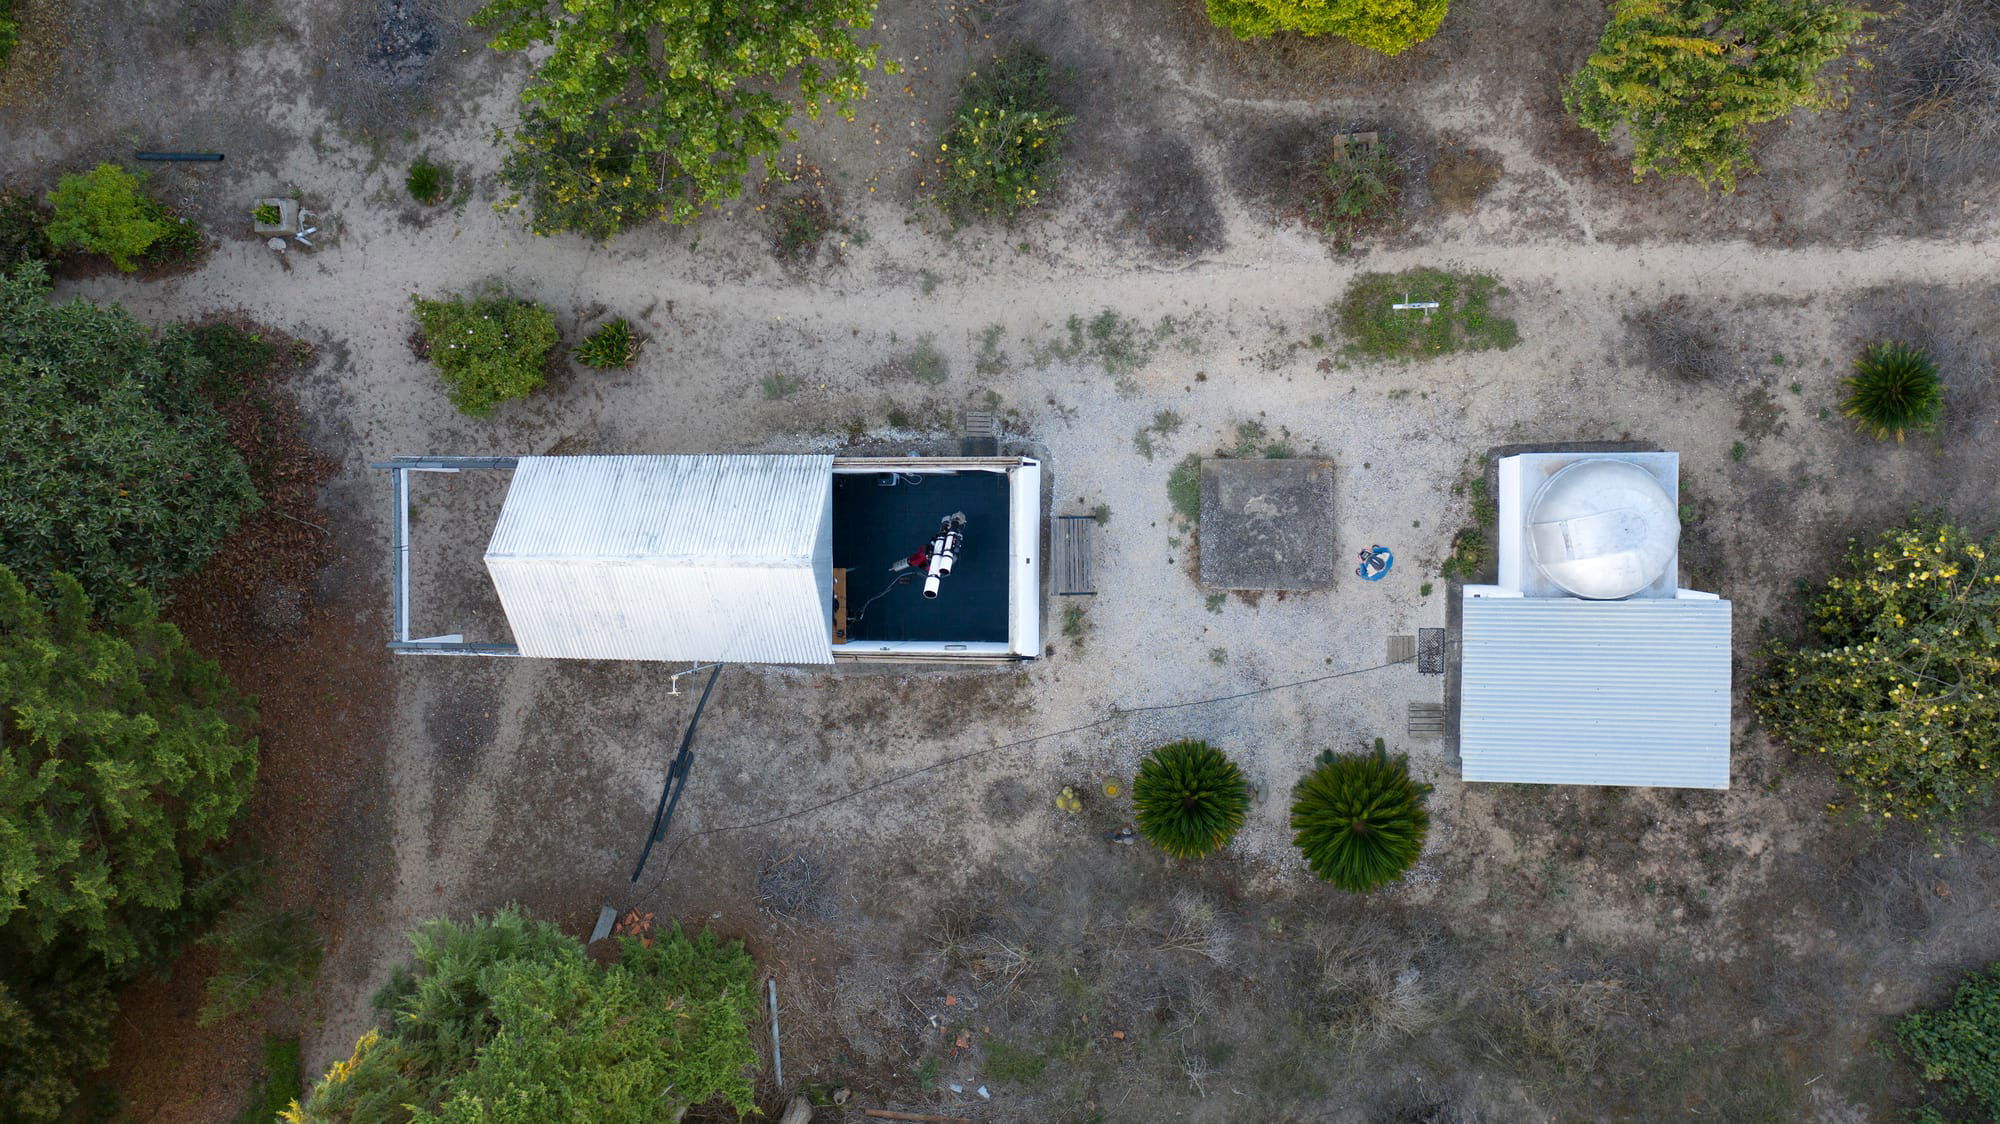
left=1198, top=457, right=1336, bottom=590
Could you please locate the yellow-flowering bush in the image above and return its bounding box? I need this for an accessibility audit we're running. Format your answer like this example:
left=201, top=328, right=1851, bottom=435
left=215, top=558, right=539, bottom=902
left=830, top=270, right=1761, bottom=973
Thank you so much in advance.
left=932, top=46, right=1071, bottom=222
left=1756, top=518, right=2000, bottom=835
left=1205, top=0, right=1448, bottom=55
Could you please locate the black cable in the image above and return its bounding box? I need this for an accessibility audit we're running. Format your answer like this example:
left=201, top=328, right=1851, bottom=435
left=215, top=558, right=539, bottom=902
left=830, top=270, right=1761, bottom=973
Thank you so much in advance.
left=850, top=573, right=912, bottom=624
left=624, top=655, right=1411, bottom=911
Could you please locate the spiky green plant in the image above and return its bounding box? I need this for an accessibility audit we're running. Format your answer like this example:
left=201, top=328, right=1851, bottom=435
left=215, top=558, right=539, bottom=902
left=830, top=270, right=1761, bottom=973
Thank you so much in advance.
left=1132, top=740, right=1250, bottom=860
left=1842, top=341, right=1943, bottom=442
left=1290, top=748, right=1432, bottom=891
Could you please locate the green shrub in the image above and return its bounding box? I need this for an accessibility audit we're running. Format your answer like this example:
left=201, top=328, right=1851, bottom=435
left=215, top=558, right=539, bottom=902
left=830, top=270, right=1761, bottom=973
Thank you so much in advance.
left=0, top=0, right=19, bottom=70
left=44, top=164, right=167, bottom=271
left=1132, top=740, right=1252, bottom=859
left=0, top=193, right=48, bottom=271
left=405, top=159, right=447, bottom=205
left=1898, top=963, right=2000, bottom=1118
left=411, top=293, right=559, bottom=417
left=1311, top=136, right=1401, bottom=242
left=932, top=46, right=1072, bottom=221
left=252, top=203, right=281, bottom=225
left=1842, top=341, right=1943, bottom=441
left=199, top=904, right=323, bottom=1025
left=1755, top=518, right=2000, bottom=834
left=142, top=202, right=204, bottom=268
left=574, top=318, right=637, bottom=369
left=474, top=0, right=886, bottom=238
left=293, top=909, right=760, bottom=1122
left=1204, top=0, right=1448, bottom=54
left=1290, top=747, right=1432, bottom=891
left=233, top=1037, right=303, bottom=1124
left=0, top=262, right=259, bottom=603
left=1336, top=268, right=1518, bottom=359
left=1167, top=454, right=1203, bottom=526
left=1565, top=0, right=1871, bottom=191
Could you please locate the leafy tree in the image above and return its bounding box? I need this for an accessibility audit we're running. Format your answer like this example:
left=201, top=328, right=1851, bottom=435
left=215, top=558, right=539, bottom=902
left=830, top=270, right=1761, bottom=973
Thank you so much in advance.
left=1843, top=341, right=1944, bottom=441
left=0, top=192, right=48, bottom=272
left=1132, top=740, right=1251, bottom=859
left=411, top=292, right=560, bottom=417
left=0, top=263, right=260, bottom=604
left=1290, top=747, right=1431, bottom=891
left=1204, top=0, right=1449, bottom=55
left=471, top=0, right=890, bottom=239
left=199, top=903, right=324, bottom=1025
left=0, top=566, right=259, bottom=966
left=1565, top=0, right=1871, bottom=191
left=1756, top=518, right=2000, bottom=834
left=1898, top=962, right=2000, bottom=1118
left=0, top=949, right=117, bottom=1124
left=44, top=163, right=168, bottom=271
left=291, top=908, right=760, bottom=1123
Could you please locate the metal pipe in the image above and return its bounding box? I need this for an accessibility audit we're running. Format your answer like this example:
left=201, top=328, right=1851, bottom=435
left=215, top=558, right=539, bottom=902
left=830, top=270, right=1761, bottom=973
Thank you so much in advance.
left=134, top=152, right=224, bottom=162
left=629, top=663, right=723, bottom=882
left=768, top=977, right=783, bottom=1088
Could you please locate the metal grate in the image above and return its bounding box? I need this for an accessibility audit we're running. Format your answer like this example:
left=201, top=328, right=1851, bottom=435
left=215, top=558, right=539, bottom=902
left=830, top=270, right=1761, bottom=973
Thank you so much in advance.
left=1418, top=627, right=1446, bottom=675
left=1408, top=702, right=1446, bottom=739
left=1386, top=634, right=1416, bottom=664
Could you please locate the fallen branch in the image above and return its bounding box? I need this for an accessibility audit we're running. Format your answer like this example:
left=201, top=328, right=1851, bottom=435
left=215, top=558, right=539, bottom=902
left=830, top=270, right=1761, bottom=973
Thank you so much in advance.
left=862, top=1111, right=974, bottom=1124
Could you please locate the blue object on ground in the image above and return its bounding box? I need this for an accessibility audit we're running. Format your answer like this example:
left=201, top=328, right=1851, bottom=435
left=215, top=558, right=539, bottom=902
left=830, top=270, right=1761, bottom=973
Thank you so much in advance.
left=1356, top=545, right=1394, bottom=581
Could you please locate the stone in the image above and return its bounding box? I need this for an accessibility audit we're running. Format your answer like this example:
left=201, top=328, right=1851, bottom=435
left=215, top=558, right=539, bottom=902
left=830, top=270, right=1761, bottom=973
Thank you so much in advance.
left=1197, top=458, right=1337, bottom=590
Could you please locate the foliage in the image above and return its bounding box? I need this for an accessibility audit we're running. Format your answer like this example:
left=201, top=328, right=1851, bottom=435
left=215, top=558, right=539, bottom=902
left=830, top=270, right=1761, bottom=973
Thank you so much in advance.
left=1290, top=747, right=1432, bottom=891
left=0, top=192, right=49, bottom=271
left=1897, top=962, right=2000, bottom=1118
left=44, top=163, right=167, bottom=271
left=1755, top=518, right=2000, bottom=833
left=1132, top=740, right=1252, bottom=860
left=1310, top=136, right=1401, bottom=240
left=1564, top=0, right=1872, bottom=191
left=0, top=0, right=17, bottom=69
left=1337, top=268, right=1518, bottom=359
left=1167, top=454, right=1203, bottom=526
left=291, top=908, right=760, bottom=1123
left=199, top=904, right=324, bottom=1025
left=0, top=950, right=117, bottom=1124
left=235, top=1037, right=304, bottom=1124
left=410, top=292, right=559, bottom=417
left=0, top=566, right=259, bottom=965
left=0, top=263, right=260, bottom=603
left=574, top=318, right=638, bottom=369
left=252, top=203, right=281, bottom=225
left=1204, top=0, right=1449, bottom=54
left=472, top=0, right=887, bottom=238
left=405, top=159, right=447, bottom=205
left=1843, top=341, right=1943, bottom=441
left=932, top=46, right=1071, bottom=221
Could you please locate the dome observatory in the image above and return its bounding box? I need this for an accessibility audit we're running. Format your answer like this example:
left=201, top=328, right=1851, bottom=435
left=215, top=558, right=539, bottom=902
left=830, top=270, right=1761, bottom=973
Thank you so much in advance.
left=1525, top=458, right=1680, bottom=601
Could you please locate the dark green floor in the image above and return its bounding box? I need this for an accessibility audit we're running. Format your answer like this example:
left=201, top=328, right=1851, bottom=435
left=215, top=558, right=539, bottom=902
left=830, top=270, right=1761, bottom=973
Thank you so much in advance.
left=833, top=471, right=1009, bottom=643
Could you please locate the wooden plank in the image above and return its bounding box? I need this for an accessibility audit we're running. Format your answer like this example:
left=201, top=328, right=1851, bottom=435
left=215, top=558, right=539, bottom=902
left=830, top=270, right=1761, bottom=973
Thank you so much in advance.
left=832, top=568, right=849, bottom=643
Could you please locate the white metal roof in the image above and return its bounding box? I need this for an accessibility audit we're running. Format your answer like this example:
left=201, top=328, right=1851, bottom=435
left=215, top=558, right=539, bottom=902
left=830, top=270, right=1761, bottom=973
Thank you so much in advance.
left=1459, top=596, right=1732, bottom=788
left=485, top=455, right=835, bottom=664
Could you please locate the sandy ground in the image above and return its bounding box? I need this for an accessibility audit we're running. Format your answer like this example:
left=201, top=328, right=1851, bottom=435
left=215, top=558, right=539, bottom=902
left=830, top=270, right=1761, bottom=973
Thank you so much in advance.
left=7, top=0, right=2000, bottom=1117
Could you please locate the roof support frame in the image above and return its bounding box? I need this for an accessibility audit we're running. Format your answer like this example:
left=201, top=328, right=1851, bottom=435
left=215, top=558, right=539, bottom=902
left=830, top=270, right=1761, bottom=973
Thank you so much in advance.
left=372, top=456, right=522, bottom=656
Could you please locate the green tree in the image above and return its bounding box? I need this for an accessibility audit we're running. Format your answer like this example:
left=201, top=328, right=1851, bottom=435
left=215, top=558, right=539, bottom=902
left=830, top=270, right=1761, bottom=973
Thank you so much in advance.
left=0, top=263, right=260, bottom=604
left=0, top=949, right=117, bottom=1124
left=291, top=909, right=760, bottom=1123
left=410, top=292, right=560, bottom=417
left=0, top=567, right=259, bottom=966
left=43, top=163, right=168, bottom=271
left=1290, top=747, right=1432, bottom=891
left=1898, top=962, right=2000, bottom=1118
left=471, top=0, right=889, bottom=239
left=1131, top=740, right=1251, bottom=859
left=1564, top=0, right=1871, bottom=191
left=1755, top=518, right=2000, bottom=834
left=1204, top=0, right=1448, bottom=55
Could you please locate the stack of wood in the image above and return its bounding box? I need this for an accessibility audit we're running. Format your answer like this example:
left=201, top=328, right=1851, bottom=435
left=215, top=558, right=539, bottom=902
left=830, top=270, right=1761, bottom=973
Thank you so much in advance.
left=610, top=909, right=656, bottom=947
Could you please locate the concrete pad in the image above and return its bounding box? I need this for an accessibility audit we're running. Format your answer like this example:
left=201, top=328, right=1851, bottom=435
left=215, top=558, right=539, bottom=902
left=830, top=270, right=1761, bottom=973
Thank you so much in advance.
left=1198, top=457, right=1336, bottom=590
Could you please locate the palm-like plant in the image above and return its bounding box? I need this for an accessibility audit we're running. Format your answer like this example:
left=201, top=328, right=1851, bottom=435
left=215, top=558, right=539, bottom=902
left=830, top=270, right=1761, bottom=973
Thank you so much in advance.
left=1843, top=341, right=1943, bottom=442
left=1290, top=748, right=1431, bottom=891
left=1132, top=740, right=1250, bottom=860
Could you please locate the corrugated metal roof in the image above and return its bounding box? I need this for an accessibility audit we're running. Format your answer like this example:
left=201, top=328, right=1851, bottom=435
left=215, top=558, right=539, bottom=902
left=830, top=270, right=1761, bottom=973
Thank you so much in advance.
left=1460, top=596, right=1732, bottom=789
left=485, top=455, right=834, bottom=664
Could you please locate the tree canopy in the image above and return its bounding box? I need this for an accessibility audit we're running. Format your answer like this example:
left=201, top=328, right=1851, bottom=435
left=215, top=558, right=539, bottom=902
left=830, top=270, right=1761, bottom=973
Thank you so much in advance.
left=472, top=0, right=890, bottom=239
left=0, top=262, right=259, bottom=604
left=1565, top=0, right=1870, bottom=191
left=1755, top=518, right=2000, bottom=834
left=292, top=909, right=761, bottom=1123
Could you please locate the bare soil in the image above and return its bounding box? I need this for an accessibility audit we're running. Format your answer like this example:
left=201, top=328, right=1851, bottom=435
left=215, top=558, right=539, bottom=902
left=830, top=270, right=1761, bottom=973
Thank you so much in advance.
left=4, top=0, right=1999, bottom=1119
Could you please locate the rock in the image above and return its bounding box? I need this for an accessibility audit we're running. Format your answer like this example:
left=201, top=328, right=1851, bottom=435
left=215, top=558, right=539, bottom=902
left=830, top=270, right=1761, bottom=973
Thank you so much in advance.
left=778, top=1095, right=813, bottom=1124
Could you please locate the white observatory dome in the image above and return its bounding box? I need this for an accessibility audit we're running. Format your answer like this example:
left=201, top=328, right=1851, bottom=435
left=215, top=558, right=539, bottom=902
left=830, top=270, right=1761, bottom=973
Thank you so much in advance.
left=1526, top=459, right=1679, bottom=600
